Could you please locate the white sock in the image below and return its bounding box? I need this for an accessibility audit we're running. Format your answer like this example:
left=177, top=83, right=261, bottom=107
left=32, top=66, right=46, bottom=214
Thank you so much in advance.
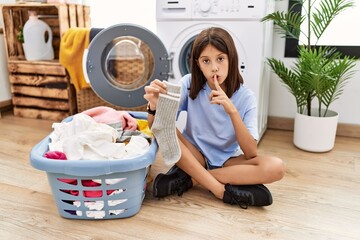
left=151, top=83, right=181, bottom=165
left=164, top=80, right=181, bottom=98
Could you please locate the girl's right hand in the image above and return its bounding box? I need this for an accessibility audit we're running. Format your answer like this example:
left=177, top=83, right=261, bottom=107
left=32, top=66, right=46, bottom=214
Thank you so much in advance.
left=143, top=79, right=167, bottom=109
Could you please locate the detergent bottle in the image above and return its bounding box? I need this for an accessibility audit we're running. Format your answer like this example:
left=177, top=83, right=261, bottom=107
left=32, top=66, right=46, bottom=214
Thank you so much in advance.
left=23, top=11, right=54, bottom=61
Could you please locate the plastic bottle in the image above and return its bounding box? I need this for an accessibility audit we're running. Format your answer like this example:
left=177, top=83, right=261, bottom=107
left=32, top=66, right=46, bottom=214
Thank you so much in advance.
left=23, top=11, right=54, bottom=61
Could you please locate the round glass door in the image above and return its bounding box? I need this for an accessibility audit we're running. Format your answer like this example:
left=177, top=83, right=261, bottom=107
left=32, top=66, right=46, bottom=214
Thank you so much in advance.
left=104, top=36, right=154, bottom=90
left=178, top=35, right=196, bottom=77
left=85, top=24, right=169, bottom=108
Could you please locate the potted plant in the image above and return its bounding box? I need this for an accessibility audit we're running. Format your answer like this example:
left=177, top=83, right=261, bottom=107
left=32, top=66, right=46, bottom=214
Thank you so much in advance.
left=262, top=0, right=357, bottom=152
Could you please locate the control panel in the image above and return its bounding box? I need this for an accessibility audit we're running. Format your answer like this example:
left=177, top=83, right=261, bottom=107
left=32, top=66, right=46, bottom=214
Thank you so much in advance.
left=156, top=0, right=268, bottom=21
left=192, top=0, right=267, bottom=19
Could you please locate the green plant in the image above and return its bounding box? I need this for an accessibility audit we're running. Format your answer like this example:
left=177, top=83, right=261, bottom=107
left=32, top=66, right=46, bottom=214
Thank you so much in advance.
left=262, top=0, right=357, bottom=117
left=17, top=26, right=24, bottom=43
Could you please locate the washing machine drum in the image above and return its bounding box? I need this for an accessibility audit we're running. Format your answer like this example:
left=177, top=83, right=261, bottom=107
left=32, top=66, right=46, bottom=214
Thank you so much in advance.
left=84, top=24, right=169, bottom=108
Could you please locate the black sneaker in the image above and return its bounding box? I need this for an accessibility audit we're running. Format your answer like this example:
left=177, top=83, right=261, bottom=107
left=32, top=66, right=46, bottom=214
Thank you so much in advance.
left=153, top=165, right=193, bottom=198
left=223, top=183, right=273, bottom=209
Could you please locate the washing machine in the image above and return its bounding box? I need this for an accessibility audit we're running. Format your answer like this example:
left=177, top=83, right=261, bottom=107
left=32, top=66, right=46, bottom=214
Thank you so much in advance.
left=83, top=0, right=273, bottom=140
left=156, top=0, right=275, bottom=139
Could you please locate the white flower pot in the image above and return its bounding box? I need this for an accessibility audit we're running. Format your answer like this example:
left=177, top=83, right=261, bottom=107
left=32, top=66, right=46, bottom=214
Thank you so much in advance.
left=293, top=109, right=339, bottom=152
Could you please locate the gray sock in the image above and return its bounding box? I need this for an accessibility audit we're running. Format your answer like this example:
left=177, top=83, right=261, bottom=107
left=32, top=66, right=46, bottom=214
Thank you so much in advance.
left=164, top=80, right=181, bottom=97
left=151, top=89, right=181, bottom=165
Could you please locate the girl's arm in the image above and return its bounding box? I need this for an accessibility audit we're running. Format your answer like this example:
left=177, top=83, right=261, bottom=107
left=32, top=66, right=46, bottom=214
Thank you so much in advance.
left=209, top=77, right=257, bottom=159
left=228, top=108, right=257, bottom=159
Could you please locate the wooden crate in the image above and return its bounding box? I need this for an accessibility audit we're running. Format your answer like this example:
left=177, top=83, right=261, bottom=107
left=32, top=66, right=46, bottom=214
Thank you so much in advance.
left=1, top=3, right=91, bottom=60
left=8, top=60, right=76, bottom=120
left=1, top=3, right=90, bottom=121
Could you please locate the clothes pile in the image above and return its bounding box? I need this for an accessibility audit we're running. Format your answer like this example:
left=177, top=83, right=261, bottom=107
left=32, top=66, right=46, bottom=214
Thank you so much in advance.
left=46, top=106, right=152, bottom=161
left=42, top=106, right=153, bottom=219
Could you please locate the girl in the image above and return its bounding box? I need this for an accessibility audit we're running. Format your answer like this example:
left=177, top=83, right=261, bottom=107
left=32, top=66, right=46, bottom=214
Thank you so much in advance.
left=144, top=27, right=285, bottom=208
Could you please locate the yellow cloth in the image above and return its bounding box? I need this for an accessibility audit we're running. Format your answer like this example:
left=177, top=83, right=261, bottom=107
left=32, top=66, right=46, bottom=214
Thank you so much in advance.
left=59, top=28, right=90, bottom=92
left=136, top=119, right=153, bottom=137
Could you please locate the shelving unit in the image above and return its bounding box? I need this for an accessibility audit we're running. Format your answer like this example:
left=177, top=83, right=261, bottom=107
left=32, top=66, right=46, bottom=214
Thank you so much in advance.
left=1, top=3, right=90, bottom=121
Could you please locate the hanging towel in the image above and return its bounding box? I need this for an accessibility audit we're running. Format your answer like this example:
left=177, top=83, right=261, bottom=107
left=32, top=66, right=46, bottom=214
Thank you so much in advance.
left=60, top=28, right=90, bottom=92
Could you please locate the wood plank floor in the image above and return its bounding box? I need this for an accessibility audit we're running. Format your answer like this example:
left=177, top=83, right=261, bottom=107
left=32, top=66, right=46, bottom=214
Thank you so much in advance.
left=0, top=111, right=359, bottom=240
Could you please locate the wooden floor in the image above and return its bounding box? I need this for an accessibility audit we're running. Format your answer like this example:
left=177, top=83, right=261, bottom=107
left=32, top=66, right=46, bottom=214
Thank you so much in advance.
left=0, top=111, right=359, bottom=240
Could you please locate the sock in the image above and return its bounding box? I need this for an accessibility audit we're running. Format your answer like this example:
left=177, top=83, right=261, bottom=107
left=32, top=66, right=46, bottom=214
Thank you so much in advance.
left=164, top=81, right=181, bottom=98
left=151, top=82, right=181, bottom=165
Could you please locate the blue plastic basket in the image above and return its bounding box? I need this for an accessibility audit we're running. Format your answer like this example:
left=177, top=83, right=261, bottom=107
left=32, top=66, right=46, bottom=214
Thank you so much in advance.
left=30, top=111, right=157, bottom=220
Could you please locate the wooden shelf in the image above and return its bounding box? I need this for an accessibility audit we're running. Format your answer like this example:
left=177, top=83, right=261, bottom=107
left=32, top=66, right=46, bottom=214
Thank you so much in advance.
left=1, top=3, right=90, bottom=121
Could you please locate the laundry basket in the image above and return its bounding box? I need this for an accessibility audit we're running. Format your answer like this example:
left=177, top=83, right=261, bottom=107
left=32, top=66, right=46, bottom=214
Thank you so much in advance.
left=30, top=111, right=157, bottom=220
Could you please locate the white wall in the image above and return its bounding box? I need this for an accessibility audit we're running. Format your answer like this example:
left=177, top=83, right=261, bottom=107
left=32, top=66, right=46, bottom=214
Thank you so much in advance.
left=87, top=0, right=156, bottom=32
left=269, top=1, right=360, bottom=125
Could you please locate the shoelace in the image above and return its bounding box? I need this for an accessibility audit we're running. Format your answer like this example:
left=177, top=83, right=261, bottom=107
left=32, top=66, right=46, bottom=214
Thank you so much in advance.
left=230, top=191, right=251, bottom=209
left=170, top=176, right=190, bottom=196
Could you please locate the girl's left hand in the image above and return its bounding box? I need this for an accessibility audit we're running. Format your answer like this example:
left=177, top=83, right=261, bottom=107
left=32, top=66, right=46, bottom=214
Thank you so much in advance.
left=209, top=75, right=236, bottom=114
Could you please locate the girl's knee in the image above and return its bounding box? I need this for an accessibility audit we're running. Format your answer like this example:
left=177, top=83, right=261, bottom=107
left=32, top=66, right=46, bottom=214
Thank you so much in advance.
left=265, top=156, right=285, bottom=183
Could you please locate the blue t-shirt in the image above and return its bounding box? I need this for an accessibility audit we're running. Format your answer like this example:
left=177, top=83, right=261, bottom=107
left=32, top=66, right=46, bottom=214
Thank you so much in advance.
left=177, top=74, right=258, bottom=167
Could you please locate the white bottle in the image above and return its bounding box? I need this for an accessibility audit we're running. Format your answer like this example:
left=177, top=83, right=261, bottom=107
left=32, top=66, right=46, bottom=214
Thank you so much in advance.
left=23, top=11, right=54, bottom=61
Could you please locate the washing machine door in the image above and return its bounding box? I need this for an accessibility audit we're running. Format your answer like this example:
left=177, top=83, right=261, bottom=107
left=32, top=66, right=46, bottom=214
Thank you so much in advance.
left=85, top=24, right=169, bottom=108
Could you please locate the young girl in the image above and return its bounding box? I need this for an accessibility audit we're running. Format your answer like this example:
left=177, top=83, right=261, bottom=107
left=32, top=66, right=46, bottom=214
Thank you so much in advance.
left=144, top=27, right=285, bottom=208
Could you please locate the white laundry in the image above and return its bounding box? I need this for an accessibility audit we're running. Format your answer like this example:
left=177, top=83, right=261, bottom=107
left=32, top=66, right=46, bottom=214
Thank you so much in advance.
left=48, top=113, right=150, bottom=160
left=92, top=178, right=126, bottom=185
left=74, top=200, right=104, bottom=210
left=73, top=189, right=128, bottom=218
left=109, top=209, right=125, bottom=215
left=108, top=199, right=127, bottom=207
left=62, top=131, right=127, bottom=160
left=125, top=136, right=151, bottom=157
left=85, top=211, right=105, bottom=219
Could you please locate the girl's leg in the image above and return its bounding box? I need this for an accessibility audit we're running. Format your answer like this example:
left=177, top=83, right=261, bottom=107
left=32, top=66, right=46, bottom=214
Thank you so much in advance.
left=153, top=130, right=224, bottom=198
left=175, top=129, right=226, bottom=199
left=175, top=130, right=284, bottom=198
left=154, top=130, right=283, bottom=205
left=209, top=155, right=285, bottom=185
left=176, top=138, right=226, bottom=199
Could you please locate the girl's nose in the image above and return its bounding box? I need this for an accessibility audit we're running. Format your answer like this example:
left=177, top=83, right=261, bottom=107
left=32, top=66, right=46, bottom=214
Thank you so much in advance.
left=211, top=63, right=219, bottom=72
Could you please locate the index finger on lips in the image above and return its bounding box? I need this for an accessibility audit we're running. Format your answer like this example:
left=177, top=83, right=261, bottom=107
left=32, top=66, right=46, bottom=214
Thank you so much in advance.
left=213, top=75, right=221, bottom=91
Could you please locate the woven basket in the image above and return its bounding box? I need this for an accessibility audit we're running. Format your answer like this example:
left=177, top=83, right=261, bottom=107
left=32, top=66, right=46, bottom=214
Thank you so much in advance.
left=76, top=87, right=146, bottom=113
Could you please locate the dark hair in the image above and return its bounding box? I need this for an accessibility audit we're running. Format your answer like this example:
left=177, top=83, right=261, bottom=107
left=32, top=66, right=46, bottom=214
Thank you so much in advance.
left=189, top=27, right=243, bottom=100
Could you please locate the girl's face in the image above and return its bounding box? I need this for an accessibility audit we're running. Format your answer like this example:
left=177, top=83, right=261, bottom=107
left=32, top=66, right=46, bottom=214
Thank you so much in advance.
left=197, top=44, right=229, bottom=90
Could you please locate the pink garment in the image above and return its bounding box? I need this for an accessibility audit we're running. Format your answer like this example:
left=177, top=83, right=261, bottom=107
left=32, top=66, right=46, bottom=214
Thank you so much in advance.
left=82, top=106, right=137, bottom=130
left=44, top=151, right=67, bottom=160
left=44, top=151, right=115, bottom=197
left=60, top=180, right=115, bottom=198
left=44, top=151, right=75, bottom=184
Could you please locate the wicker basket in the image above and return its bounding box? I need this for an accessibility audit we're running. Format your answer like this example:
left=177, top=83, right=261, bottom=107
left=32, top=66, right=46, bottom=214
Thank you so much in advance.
left=76, top=87, right=147, bottom=113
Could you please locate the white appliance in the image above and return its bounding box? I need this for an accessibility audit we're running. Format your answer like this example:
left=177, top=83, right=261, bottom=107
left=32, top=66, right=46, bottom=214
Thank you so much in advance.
left=156, top=0, right=275, bottom=139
